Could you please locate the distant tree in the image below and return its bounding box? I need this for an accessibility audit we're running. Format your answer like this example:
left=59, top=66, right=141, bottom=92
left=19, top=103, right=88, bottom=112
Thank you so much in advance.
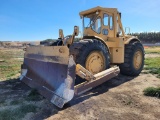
left=130, top=32, right=160, bottom=43
left=42, top=32, right=160, bottom=44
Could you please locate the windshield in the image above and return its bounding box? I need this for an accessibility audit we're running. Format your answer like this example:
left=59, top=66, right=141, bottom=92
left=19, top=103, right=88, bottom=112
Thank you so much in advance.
left=83, top=14, right=101, bottom=34
left=83, top=14, right=98, bottom=28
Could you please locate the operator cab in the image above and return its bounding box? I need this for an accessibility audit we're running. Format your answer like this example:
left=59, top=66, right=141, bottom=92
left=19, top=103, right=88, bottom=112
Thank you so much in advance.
left=80, top=6, right=124, bottom=40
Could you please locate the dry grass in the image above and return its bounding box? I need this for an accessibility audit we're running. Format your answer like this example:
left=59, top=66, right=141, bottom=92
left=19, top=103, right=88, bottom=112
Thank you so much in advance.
left=0, top=48, right=24, bottom=81
left=144, top=46, right=160, bottom=54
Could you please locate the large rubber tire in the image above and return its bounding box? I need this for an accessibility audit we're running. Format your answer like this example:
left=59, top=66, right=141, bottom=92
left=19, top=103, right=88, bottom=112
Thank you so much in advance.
left=119, top=42, right=145, bottom=76
left=69, top=39, right=110, bottom=84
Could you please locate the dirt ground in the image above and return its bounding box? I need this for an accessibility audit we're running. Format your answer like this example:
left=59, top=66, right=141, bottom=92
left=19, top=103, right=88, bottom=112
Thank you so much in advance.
left=48, top=72, right=160, bottom=120
left=0, top=48, right=160, bottom=120
left=0, top=73, right=159, bottom=120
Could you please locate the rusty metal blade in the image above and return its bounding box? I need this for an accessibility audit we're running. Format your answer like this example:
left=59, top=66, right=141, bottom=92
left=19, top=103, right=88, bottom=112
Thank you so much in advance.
left=20, top=46, right=76, bottom=108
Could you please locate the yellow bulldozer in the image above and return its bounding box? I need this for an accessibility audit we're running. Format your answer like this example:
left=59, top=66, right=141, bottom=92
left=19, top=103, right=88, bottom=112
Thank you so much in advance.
left=20, top=6, right=144, bottom=108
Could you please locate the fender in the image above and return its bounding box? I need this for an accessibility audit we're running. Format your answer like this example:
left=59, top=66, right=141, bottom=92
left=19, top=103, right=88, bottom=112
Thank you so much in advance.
left=125, top=36, right=141, bottom=44
left=83, top=36, right=110, bottom=53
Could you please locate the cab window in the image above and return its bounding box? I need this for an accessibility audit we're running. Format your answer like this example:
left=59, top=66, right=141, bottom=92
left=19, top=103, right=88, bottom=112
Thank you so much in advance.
left=103, top=14, right=109, bottom=26
left=91, top=17, right=101, bottom=34
left=109, top=16, right=113, bottom=30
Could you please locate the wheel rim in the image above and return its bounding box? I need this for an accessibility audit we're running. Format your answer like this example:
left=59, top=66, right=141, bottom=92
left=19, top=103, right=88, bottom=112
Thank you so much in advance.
left=133, top=50, right=143, bottom=70
left=85, top=51, right=106, bottom=74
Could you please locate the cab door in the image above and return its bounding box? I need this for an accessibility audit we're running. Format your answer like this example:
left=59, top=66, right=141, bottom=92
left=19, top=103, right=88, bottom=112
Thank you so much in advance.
left=101, top=12, right=114, bottom=39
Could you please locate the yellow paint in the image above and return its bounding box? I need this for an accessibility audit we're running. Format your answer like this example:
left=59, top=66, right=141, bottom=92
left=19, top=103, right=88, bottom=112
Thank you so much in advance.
left=80, top=6, right=140, bottom=63
left=133, top=50, right=143, bottom=70
left=85, top=51, right=106, bottom=74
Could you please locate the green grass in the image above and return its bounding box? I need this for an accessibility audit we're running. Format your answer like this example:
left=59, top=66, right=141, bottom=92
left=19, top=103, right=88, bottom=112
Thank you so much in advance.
left=18, top=104, right=37, bottom=114
left=0, top=104, right=38, bottom=120
left=6, top=71, right=20, bottom=77
left=144, top=57, right=160, bottom=77
left=25, top=89, right=43, bottom=101
left=143, top=87, right=160, bottom=98
left=0, top=100, right=6, bottom=106
left=10, top=100, right=21, bottom=105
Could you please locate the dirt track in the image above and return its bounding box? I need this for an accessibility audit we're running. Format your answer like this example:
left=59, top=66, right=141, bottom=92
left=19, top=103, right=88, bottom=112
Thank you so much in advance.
left=0, top=73, right=160, bottom=120
left=47, top=73, right=160, bottom=120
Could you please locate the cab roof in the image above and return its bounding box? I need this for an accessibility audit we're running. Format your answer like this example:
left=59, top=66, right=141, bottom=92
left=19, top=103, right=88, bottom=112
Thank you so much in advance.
left=79, top=6, right=118, bottom=17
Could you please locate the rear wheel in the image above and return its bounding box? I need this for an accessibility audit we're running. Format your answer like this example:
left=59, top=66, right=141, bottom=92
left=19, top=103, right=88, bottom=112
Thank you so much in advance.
left=119, top=42, right=144, bottom=76
left=70, top=39, right=110, bottom=84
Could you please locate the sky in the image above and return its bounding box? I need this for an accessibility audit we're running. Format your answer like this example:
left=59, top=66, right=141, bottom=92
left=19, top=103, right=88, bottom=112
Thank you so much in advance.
left=0, top=0, right=160, bottom=41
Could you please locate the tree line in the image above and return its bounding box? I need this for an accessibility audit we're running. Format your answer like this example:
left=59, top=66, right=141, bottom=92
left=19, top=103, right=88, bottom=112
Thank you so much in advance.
left=129, top=32, right=160, bottom=43
left=42, top=32, right=160, bottom=43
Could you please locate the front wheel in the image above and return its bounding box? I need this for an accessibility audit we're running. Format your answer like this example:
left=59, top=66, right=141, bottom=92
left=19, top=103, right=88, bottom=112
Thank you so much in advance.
left=119, top=42, right=145, bottom=76
left=69, top=39, right=110, bottom=84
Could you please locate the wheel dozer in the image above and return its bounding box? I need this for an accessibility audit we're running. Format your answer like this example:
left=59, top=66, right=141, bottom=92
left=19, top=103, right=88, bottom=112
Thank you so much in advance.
left=20, top=6, right=144, bottom=108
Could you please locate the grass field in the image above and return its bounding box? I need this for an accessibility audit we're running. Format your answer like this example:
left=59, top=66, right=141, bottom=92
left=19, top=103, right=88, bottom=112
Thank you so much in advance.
left=144, top=46, right=160, bottom=78
left=144, top=46, right=160, bottom=54
left=0, top=47, right=160, bottom=80
left=144, top=57, right=160, bottom=78
left=0, top=48, right=24, bottom=81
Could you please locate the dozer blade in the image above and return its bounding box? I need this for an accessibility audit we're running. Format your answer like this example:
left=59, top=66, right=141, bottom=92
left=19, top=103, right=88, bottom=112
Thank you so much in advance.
left=20, top=46, right=76, bottom=108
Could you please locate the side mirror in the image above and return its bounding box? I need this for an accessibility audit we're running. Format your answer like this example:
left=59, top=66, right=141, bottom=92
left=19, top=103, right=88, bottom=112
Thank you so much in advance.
left=74, top=26, right=79, bottom=36
left=59, top=29, right=64, bottom=39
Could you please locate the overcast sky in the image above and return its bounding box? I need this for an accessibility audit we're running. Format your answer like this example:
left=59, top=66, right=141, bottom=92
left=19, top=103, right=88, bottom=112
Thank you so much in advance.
left=0, top=0, right=160, bottom=41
